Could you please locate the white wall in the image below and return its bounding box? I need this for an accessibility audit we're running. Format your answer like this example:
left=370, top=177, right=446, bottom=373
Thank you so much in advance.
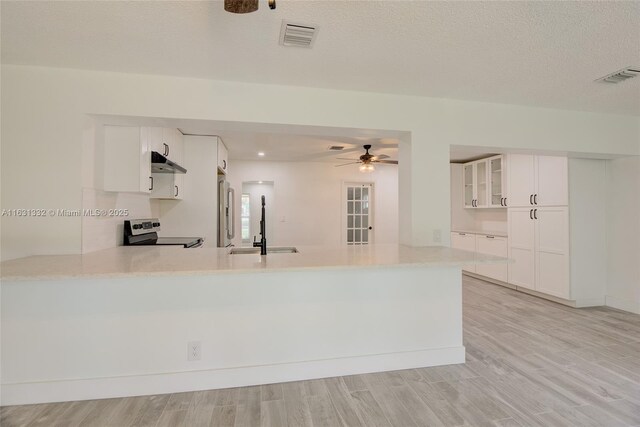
left=605, top=156, right=640, bottom=314
left=227, top=161, right=399, bottom=247
left=1, top=64, right=639, bottom=260
left=449, top=164, right=507, bottom=234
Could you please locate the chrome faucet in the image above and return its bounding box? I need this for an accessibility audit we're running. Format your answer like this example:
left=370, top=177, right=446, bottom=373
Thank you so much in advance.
left=252, top=195, right=267, bottom=255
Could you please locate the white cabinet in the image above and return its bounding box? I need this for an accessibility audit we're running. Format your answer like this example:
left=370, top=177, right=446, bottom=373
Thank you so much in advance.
left=103, top=126, right=152, bottom=194
left=450, top=232, right=477, bottom=273
left=151, top=129, right=184, bottom=200
left=488, top=155, right=507, bottom=207
left=508, top=207, right=569, bottom=298
left=463, top=156, right=506, bottom=208
left=147, top=127, right=182, bottom=162
left=507, top=208, right=536, bottom=290
left=507, top=154, right=567, bottom=207
left=217, top=139, right=228, bottom=174
left=475, top=234, right=508, bottom=282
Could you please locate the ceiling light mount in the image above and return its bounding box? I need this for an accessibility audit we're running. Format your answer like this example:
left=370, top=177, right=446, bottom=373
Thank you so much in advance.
left=224, top=0, right=275, bottom=14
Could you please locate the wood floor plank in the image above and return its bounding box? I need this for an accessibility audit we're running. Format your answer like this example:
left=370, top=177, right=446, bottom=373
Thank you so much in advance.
left=3, top=277, right=640, bottom=427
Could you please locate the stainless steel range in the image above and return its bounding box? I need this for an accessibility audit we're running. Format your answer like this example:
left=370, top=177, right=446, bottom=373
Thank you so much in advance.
left=124, top=219, right=204, bottom=248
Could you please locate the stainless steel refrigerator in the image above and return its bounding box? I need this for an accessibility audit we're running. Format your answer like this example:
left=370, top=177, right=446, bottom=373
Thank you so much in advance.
left=218, top=176, right=235, bottom=247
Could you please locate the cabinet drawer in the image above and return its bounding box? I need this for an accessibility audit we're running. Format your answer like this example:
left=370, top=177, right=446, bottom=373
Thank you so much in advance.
left=450, top=232, right=476, bottom=273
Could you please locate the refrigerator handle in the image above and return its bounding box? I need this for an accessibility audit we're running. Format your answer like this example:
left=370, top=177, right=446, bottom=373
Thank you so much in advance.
left=227, top=187, right=235, bottom=240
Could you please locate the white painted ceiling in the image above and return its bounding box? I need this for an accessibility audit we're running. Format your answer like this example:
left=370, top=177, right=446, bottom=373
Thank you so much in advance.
left=2, top=1, right=639, bottom=116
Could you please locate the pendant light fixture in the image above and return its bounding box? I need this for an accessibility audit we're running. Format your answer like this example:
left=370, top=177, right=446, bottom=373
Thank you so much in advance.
left=224, top=0, right=275, bottom=14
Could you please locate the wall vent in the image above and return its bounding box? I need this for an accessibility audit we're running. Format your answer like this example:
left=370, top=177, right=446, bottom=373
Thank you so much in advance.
left=279, top=21, right=318, bottom=48
left=596, top=67, right=640, bottom=84
left=328, top=145, right=345, bottom=151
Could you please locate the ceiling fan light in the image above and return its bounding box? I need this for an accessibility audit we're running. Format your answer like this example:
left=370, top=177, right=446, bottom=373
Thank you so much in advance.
left=224, top=0, right=258, bottom=14
left=359, top=163, right=375, bottom=173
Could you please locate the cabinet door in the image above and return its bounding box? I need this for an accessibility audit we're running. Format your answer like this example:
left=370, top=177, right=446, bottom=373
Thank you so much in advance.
left=508, top=208, right=536, bottom=289
left=146, top=127, right=164, bottom=154
left=463, top=163, right=474, bottom=208
left=475, top=235, right=508, bottom=282
left=507, top=154, right=535, bottom=207
left=172, top=129, right=184, bottom=200
left=488, top=156, right=505, bottom=207
left=475, top=160, right=489, bottom=208
left=450, top=232, right=476, bottom=273
left=535, top=156, right=568, bottom=206
left=161, top=128, right=176, bottom=159
left=535, top=207, right=570, bottom=298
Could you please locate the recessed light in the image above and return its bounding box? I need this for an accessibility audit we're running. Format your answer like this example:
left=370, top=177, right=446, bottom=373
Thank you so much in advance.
left=258, top=181, right=263, bottom=184
left=258, top=152, right=265, bottom=157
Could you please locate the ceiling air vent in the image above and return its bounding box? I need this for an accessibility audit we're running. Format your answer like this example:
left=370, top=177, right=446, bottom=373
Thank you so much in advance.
left=328, top=145, right=345, bottom=151
left=596, top=67, right=640, bottom=84
left=279, top=21, right=318, bottom=48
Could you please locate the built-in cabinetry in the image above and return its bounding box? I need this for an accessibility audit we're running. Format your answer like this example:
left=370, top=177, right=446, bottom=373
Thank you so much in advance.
left=217, top=140, right=229, bottom=174
left=452, top=155, right=606, bottom=308
left=450, top=231, right=508, bottom=282
left=463, top=155, right=507, bottom=208
left=151, top=128, right=184, bottom=200
left=103, top=125, right=185, bottom=199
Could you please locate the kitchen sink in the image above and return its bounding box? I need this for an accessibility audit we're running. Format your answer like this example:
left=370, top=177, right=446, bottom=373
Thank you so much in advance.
left=229, top=246, right=299, bottom=255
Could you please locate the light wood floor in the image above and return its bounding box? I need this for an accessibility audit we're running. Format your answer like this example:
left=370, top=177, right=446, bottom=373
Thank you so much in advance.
left=3, top=276, right=640, bottom=427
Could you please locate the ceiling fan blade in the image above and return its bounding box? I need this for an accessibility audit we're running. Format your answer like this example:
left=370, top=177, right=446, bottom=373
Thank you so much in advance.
left=335, top=157, right=360, bottom=161
left=373, top=159, right=398, bottom=164
left=372, top=154, right=390, bottom=160
left=298, top=147, right=361, bottom=161
left=334, top=162, right=361, bottom=167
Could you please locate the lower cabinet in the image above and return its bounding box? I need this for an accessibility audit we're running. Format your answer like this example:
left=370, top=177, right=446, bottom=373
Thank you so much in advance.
left=451, top=232, right=508, bottom=280
left=450, top=232, right=477, bottom=273
left=508, top=207, right=570, bottom=299
left=475, top=235, right=508, bottom=282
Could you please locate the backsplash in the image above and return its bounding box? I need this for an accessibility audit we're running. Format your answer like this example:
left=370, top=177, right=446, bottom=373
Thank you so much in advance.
left=81, top=188, right=159, bottom=253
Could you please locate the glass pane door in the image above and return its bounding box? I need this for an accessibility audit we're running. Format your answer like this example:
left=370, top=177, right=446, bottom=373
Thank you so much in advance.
left=490, top=157, right=503, bottom=207
left=463, top=164, right=474, bottom=207
left=345, top=183, right=372, bottom=245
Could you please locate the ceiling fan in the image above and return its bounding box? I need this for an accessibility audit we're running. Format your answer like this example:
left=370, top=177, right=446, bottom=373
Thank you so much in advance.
left=335, top=144, right=398, bottom=172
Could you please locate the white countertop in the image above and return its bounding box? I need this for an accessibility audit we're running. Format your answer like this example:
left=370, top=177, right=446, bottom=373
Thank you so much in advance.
left=451, top=229, right=508, bottom=238
left=0, top=244, right=507, bottom=281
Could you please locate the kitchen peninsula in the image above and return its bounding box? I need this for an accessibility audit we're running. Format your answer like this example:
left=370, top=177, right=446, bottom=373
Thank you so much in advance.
left=1, top=244, right=505, bottom=405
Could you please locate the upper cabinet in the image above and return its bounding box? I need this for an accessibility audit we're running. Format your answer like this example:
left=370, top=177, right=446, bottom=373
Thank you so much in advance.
left=217, top=139, right=228, bottom=174
left=463, top=155, right=506, bottom=209
left=103, top=126, right=152, bottom=194
left=507, top=154, right=567, bottom=207
left=150, top=129, right=184, bottom=200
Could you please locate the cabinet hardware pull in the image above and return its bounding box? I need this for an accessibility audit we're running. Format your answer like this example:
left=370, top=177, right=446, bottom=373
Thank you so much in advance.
left=149, top=176, right=154, bottom=191
left=459, top=233, right=466, bottom=235
left=175, top=185, right=178, bottom=197
left=163, top=143, right=169, bottom=157
left=501, top=197, right=505, bottom=206
left=223, top=159, right=227, bottom=170
left=486, top=235, right=495, bottom=239
left=530, top=209, right=533, bottom=220
left=534, top=194, right=537, bottom=205
left=530, top=194, right=533, bottom=205
left=504, top=197, right=507, bottom=206
left=534, top=208, right=538, bottom=219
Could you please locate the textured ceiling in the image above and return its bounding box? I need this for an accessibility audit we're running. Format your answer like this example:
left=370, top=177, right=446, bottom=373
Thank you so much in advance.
left=2, top=1, right=640, bottom=115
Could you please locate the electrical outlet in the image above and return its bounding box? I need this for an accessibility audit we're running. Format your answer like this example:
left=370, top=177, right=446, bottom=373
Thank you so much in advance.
left=433, top=229, right=442, bottom=243
left=187, top=341, right=201, bottom=361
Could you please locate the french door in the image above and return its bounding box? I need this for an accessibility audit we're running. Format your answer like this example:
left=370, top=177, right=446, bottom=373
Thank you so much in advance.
left=343, top=183, right=373, bottom=245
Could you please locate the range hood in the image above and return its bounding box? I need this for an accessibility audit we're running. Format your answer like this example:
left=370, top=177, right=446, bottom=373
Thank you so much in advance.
left=151, top=151, right=187, bottom=174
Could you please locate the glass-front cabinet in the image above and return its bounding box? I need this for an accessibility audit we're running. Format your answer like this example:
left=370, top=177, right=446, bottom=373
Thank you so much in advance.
left=463, top=163, right=474, bottom=208
left=462, top=155, right=506, bottom=209
left=489, top=155, right=506, bottom=207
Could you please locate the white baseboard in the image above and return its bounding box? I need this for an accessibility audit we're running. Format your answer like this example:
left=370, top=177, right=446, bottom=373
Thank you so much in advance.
left=606, top=295, right=640, bottom=314
left=1, top=346, right=465, bottom=406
